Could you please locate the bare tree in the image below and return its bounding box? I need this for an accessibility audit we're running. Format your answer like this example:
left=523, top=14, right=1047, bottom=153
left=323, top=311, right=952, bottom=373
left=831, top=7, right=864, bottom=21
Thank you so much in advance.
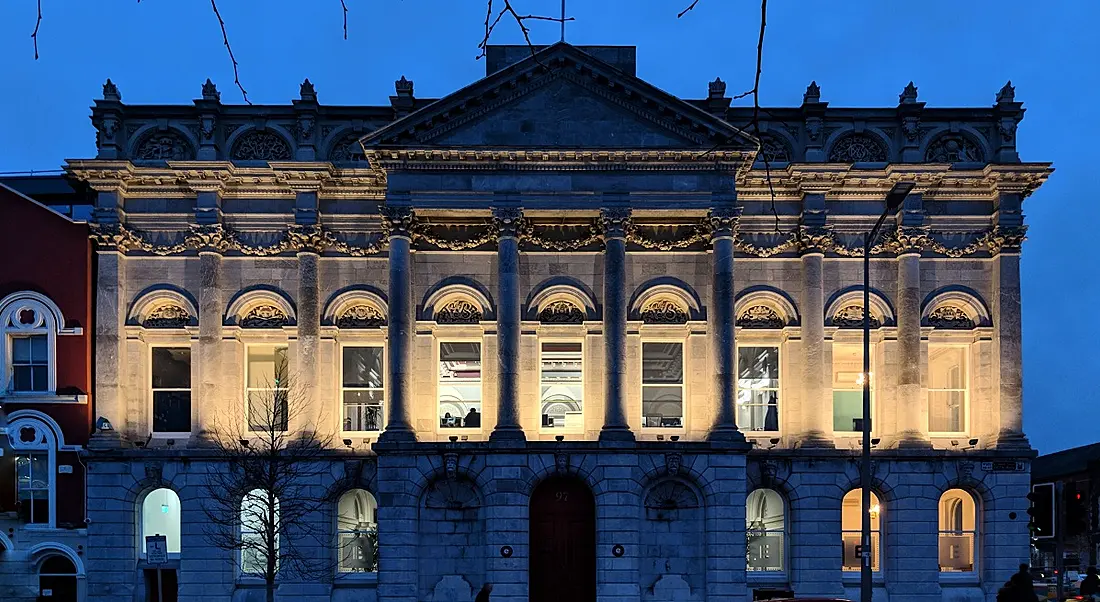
left=200, top=361, right=335, bottom=602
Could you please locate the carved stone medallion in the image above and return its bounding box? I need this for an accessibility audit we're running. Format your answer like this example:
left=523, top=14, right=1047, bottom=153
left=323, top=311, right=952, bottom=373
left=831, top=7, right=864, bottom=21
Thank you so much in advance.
left=926, top=135, right=984, bottom=163
left=143, top=304, right=190, bottom=328
left=134, top=131, right=194, bottom=161
left=337, top=304, right=386, bottom=328
left=928, top=306, right=974, bottom=330
left=832, top=305, right=880, bottom=328
left=240, top=304, right=289, bottom=328
left=640, top=299, right=688, bottom=324
left=828, top=133, right=888, bottom=163
left=435, top=299, right=482, bottom=324
left=538, top=300, right=585, bottom=324
left=737, top=305, right=784, bottom=329
left=231, top=130, right=292, bottom=161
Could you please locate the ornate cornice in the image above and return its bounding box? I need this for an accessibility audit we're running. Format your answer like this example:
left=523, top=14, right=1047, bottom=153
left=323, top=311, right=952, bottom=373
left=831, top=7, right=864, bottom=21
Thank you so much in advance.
left=363, top=149, right=750, bottom=172
left=89, top=222, right=384, bottom=256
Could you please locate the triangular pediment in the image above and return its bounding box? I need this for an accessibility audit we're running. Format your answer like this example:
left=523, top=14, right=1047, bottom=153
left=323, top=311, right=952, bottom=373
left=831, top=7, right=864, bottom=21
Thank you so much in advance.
left=361, top=43, right=755, bottom=151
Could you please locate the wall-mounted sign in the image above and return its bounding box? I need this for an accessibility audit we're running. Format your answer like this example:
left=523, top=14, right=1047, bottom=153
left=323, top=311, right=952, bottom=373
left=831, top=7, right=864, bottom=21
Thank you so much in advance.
left=58, top=465, right=73, bottom=474
left=41, top=589, right=53, bottom=597
left=146, top=535, right=168, bottom=565
left=612, top=544, right=625, bottom=557
left=981, top=461, right=1025, bottom=472
left=500, top=545, right=513, bottom=558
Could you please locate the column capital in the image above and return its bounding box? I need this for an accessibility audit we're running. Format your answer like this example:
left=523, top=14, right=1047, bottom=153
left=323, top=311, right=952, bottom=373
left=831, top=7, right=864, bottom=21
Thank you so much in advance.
left=492, top=207, right=525, bottom=239
left=600, top=207, right=632, bottom=240
left=797, top=225, right=834, bottom=255
left=286, top=224, right=327, bottom=255
left=988, top=225, right=1027, bottom=255
left=880, top=225, right=931, bottom=255
left=185, top=223, right=234, bottom=254
left=381, top=206, right=417, bottom=239
left=707, top=207, right=743, bottom=239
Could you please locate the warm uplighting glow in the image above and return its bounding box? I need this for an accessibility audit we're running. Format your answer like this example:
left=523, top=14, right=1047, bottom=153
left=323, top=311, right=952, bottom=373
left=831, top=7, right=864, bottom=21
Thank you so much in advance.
left=869, top=503, right=881, bottom=517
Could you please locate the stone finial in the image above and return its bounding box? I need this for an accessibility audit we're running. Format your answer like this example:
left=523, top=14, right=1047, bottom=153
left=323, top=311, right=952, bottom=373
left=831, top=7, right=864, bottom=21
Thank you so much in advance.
left=803, top=80, right=821, bottom=104
left=708, top=77, right=727, bottom=99
left=395, top=75, right=414, bottom=97
left=102, top=78, right=121, bottom=101
left=899, top=81, right=918, bottom=104
left=996, top=80, right=1016, bottom=103
left=201, top=78, right=220, bottom=102
left=300, top=78, right=317, bottom=101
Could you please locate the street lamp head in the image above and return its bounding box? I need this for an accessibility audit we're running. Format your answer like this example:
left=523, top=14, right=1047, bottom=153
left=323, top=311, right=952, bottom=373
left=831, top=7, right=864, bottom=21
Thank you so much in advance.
left=885, top=181, right=916, bottom=210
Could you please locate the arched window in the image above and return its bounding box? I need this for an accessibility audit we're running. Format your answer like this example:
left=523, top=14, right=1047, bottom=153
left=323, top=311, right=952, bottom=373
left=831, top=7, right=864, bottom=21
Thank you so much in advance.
left=141, top=488, right=182, bottom=555
left=939, top=489, right=978, bottom=572
left=336, top=489, right=378, bottom=573
left=746, top=489, right=786, bottom=572
left=0, top=292, right=66, bottom=394
left=241, top=488, right=279, bottom=575
left=39, top=554, right=78, bottom=601
left=842, top=489, right=881, bottom=572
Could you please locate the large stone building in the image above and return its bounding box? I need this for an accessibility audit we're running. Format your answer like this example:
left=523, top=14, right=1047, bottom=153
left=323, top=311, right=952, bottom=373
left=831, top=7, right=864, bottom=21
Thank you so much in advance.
left=49, top=43, right=1052, bottom=602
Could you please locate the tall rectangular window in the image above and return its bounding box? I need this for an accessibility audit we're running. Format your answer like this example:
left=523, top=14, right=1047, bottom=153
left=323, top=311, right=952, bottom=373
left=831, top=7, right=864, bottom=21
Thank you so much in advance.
left=540, top=342, right=583, bottom=429
left=641, top=342, right=684, bottom=428
left=832, top=343, right=872, bottom=433
left=438, top=342, right=482, bottom=429
left=929, top=346, right=967, bottom=433
left=343, top=347, right=384, bottom=432
left=152, top=347, right=192, bottom=433
left=246, top=346, right=289, bottom=432
left=737, top=346, right=780, bottom=431
left=11, top=334, right=48, bottom=392
left=16, top=453, right=50, bottom=524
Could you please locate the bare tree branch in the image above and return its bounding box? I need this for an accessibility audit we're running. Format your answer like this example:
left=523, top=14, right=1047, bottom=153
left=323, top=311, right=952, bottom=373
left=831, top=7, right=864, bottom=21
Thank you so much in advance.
left=677, top=0, right=701, bottom=19
left=476, top=0, right=573, bottom=61
left=30, top=0, right=42, bottom=60
left=209, top=0, right=251, bottom=104
left=340, top=0, right=348, bottom=40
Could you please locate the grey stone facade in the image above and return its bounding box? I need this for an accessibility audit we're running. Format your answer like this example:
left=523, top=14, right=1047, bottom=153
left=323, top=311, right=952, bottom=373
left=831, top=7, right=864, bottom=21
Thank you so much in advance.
left=59, top=43, right=1053, bottom=602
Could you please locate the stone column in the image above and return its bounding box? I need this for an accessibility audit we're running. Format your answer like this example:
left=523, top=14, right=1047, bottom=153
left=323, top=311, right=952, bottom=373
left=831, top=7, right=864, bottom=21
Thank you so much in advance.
left=599, top=207, right=634, bottom=442
left=798, top=228, right=832, bottom=447
left=296, top=249, right=321, bottom=430
left=196, top=250, right=224, bottom=440
left=895, top=244, right=929, bottom=447
left=90, top=245, right=125, bottom=445
left=490, top=207, right=525, bottom=442
left=993, top=207, right=1028, bottom=447
left=379, top=207, right=417, bottom=443
left=707, top=206, right=745, bottom=442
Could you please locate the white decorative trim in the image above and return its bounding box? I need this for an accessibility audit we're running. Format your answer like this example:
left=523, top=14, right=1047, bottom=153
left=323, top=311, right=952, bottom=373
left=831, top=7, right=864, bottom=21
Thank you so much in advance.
left=735, top=290, right=799, bottom=325
left=7, top=413, right=61, bottom=528
left=824, top=289, right=894, bottom=326
left=921, top=290, right=991, bottom=327
left=0, top=530, right=13, bottom=551
left=225, top=289, right=296, bottom=326
left=28, top=541, right=86, bottom=576
left=1, top=393, right=87, bottom=404
left=324, top=290, right=389, bottom=325
left=0, top=291, right=81, bottom=394
left=129, top=289, right=198, bottom=327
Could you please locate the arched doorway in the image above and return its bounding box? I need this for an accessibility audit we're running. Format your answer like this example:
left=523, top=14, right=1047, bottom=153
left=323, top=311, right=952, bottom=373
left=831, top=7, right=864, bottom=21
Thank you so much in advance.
left=529, top=475, right=596, bottom=602
left=39, top=554, right=78, bottom=601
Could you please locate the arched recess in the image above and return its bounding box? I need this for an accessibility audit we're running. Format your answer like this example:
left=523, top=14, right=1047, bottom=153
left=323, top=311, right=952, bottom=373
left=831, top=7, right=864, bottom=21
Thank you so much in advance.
left=0, top=291, right=81, bottom=393
left=525, top=277, right=598, bottom=323
left=128, top=125, right=197, bottom=161
left=128, top=286, right=198, bottom=328
left=228, top=126, right=294, bottom=162
left=735, top=286, right=799, bottom=328
left=825, top=128, right=892, bottom=163
left=641, top=478, right=704, bottom=601
left=225, top=286, right=296, bottom=327
left=139, top=487, right=182, bottom=555
left=531, top=475, right=596, bottom=602
left=938, top=488, right=979, bottom=573
left=630, top=278, right=703, bottom=324
left=921, top=287, right=991, bottom=329
left=30, top=542, right=86, bottom=602
left=6, top=412, right=63, bottom=526
left=418, top=478, right=485, bottom=602
left=746, top=488, right=787, bottom=573
left=755, top=131, right=796, bottom=164
left=421, top=278, right=494, bottom=323
left=323, top=286, right=388, bottom=328
left=825, top=286, right=895, bottom=328
left=919, top=127, right=992, bottom=164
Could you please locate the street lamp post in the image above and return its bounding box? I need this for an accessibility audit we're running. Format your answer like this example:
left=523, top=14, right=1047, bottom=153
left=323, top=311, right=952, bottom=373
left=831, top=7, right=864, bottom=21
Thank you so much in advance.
left=861, top=181, right=915, bottom=602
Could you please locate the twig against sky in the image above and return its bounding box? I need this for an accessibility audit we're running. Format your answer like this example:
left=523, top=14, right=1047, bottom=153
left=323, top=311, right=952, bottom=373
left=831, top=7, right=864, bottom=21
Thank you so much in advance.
left=209, top=0, right=251, bottom=105
left=30, top=0, right=42, bottom=59
left=340, top=0, right=348, bottom=40
left=677, top=0, right=701, bottom=19
left=477, top=0, right=573, bottom=61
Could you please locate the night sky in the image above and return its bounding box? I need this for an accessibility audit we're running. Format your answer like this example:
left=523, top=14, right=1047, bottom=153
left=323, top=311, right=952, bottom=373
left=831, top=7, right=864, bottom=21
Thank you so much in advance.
left=1, top=0, right=1095, bottom=454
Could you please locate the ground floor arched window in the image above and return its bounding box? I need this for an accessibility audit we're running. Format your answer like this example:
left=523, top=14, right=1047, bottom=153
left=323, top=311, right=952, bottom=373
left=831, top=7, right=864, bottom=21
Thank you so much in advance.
left=336, top=488, right=378, bottom=573
left=842, top=489, right=882, bottom=572
left=939, top=488, right=978, bottom=572
left=141, top=487, right=182, bottom=555
left=39, top=554, right=78, bottom=602
left=746, top=488, right=786, bottom=572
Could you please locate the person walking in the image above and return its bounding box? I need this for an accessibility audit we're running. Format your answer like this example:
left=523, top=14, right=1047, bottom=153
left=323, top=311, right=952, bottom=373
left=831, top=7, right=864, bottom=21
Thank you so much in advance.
left=474, top=582, right=493, bottom=602
left=1081, top=566, right=1099, bottom=599
left=1002, top=564, right=1038, bottom=602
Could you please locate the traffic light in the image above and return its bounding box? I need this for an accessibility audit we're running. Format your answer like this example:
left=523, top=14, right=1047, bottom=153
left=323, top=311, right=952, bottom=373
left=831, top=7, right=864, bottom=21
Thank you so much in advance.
left=1029, top=482, right=1055, bottom=538
left=1066, top=482, right=1089, bottom=536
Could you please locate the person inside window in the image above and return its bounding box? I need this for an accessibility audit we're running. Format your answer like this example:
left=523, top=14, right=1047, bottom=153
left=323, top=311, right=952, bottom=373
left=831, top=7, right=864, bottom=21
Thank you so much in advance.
left=464, top=408, right=481, bottom=428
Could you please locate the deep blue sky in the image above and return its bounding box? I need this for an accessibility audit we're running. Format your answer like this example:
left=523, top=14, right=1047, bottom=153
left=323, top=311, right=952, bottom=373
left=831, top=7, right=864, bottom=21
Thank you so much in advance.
left=1, top=1, right=1096, bottom=454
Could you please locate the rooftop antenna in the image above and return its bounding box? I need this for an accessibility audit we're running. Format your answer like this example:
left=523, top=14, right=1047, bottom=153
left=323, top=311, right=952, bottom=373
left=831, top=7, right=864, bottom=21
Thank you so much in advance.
left=560, top=0, right=566, bottom=42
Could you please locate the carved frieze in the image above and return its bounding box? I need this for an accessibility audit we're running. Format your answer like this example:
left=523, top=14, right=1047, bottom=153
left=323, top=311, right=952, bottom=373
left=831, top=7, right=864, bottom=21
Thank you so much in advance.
left=828, top=133, right=889, bottom=163
left=538, top=300, right=585, bottom=324
left=737, top=305, right=784, bottom=329
left=143, top=305, right=190, bottom=328
left=521, top=222, right=601, bottom=251
left=928, top=306, right=974, bottom=330
left=240, top=305, right=289, bottom=329
left=134, top=131, right=194, bottom=161
left=640, top=299, right=688, bottom=324
left=832, top=305, right=880, bottom=329
left=435, top=299, right=482, bottom=324
left=231, top=130, right=292, bottom=161
left=337, top=304, right=386, bottom=329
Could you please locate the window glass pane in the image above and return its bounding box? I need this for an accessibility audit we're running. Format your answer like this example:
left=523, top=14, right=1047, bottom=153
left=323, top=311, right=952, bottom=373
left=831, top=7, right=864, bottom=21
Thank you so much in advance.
left=30, top=334, right=47, bottom=360
left=343, top=390, right=384, bottom=432
left=31, top=455, right=49, bottom=488
left=13, top=366, right=32, bottom=391
left=142, top=488, right=182, bottom=554
left=153, top=391, right=192, bottom=433
left=737, top=346, right=780, bottom=431
left=832, top=391, right=864, bottom=432
left=842, top=490, right=881, bottom=571
left=337, top=489, right=378, bottom=573
left=31, top=366, right=48, bottom=391
left=642, top=386, right=683, bottom=427
left=343, top=347, right=383, bottom=388
left=439, top=342, right=482, bottom=428
left=248, top=392, right=288, bottom=432
left=152, top=348, right=191, bottom=389
left=938, top=489, right=976, bottom=572
left=247, top=347, right=288, bottom=388
left=930, top=347, right=966, bottom=389
left=642, top=343, right=683, bottom=384
left=929, top=391, right=965, bottom=433
left=12, top=337, right=30, bottom=362
left=541, top=342, right=582, bottom=429
left=738, top=346, right=779, bottom=385
left=240, top=488, right=279, bottom=574
left=746, top=489, right=785, bottom=572
left=736, top=390, right=779, bottom=432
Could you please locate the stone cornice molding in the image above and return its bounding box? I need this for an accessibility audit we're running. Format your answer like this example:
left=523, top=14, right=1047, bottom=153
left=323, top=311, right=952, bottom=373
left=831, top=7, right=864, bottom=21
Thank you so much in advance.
left=363, top=148, right=753, bottom=173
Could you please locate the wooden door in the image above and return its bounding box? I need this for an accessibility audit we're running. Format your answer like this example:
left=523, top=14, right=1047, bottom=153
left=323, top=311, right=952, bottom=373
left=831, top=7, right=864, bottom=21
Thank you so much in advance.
left=529, top=476, right=596, bottom=602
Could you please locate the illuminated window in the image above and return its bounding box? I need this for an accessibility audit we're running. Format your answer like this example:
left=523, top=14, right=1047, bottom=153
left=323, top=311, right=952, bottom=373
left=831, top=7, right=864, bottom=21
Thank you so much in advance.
left=246, top=346, right=289, bottom=432
left=336, top=489, right=378, bottom=573
left=16, top=453, right=50, bottom=524
left=641, top=342, right=684, bottom=428
left=737, top=346, right=780, bottom=431
left=438, top=342, right=482, bottom=429
left=832, top=344, right=872, bottom=433
left=141, top=488, right=182, bottom=555
left=540, top=342, right=583, bottom=430
left=241, top=488, right=279, bottom=575
left=746, top=489, right=786, bottom=572
left=842, top=489, right=881, bottom=572
left=342, top=347, right=383, bottom=432
left=929, top=346, right=967, bottom=433
left=151, top=347, right=191, bottom=434
left=938, top=489, right=977, bottom=572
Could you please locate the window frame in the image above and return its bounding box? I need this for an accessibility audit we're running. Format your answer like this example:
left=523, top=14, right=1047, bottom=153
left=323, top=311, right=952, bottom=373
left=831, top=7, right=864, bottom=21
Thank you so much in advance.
left=15, top=452, right=52, bottom=526
left=149, top=345, right=193, bottom=437
left=435, top=338, right=485, bottom=435
left=745, top=488, right=788, bottom=575
left=735, top=344, right=782, bottom=434
left=831, top=342, right=877, bottom=436
left=937, top=488, right=979, bottom=574
left=927, top=343, right=970, bottom=436
left=340, top=345, right=386, bottom=435
left=640, top=338, right=687, bottom=431
left=334, top=488, right=379, bottom=575
left=538, top=339, right=585, bottom=434
left=0, top=294, right=68, bottom=396
left=240, top=488, right=280, bottom=577
left=244, top=344, right=290, bottom=434
left=841, top=489, right=882, bottom=574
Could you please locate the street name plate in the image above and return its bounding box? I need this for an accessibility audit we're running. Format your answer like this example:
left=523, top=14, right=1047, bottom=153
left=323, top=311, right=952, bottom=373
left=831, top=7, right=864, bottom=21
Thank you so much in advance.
left=981, top=461, right=1025, bottom=472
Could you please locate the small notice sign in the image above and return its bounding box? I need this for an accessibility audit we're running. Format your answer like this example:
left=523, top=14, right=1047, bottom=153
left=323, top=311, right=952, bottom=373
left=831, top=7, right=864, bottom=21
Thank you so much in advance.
left=58, top=465, right=73, bottom=474
left=41, top=589, right=53, bottom=597
left=146, top=535, right=168, bottom=565
left=981, top=461, right=1026, bottom=472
